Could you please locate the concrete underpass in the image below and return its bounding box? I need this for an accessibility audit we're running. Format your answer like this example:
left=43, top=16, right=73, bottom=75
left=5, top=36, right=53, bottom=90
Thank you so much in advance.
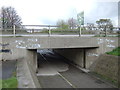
left=36, top=49, right=114, bottom=88
left=1, top=37, right=118, bottom=88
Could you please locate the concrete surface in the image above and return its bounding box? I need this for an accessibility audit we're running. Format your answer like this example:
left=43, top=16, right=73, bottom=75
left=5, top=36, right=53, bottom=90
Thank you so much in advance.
left=53, top=37, right=118, bottom=69
left=1, top=36, right=119, bottom=88
left=17, top=57, right=41, bottom=88
left=90, top=54, right=119, bottom=85
left=2, top=60, right=16, bottom=79
left=37, top=50, right=69, bottom=76
left=38, top=75, right=72, bottom=88
left=2, top=36, right=99, bottom=50
left=37, top=50, right=115, bottom=88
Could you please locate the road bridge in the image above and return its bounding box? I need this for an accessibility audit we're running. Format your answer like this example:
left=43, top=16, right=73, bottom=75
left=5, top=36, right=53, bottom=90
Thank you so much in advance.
left=1, top=36, right=118, bottom=68
left=1, top=35, right=119, bottom=88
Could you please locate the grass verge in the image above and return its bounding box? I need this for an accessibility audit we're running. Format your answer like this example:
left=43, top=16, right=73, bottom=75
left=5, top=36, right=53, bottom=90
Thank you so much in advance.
left=0, top=77, right=18, bottom=89
left=2, top=76, right=18, bottom=88
left=106, top=47, right=120, bottom=56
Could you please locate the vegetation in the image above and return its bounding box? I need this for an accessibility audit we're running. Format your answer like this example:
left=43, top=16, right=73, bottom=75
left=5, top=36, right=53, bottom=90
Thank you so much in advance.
left=96, top=19, right=113, bottom=32
left=106, top=47, right=120, bottom=56
left=1, top=77, right=18, bottom=88
left=56, top=18, right=78, bottom=30
left=0, top=61, right=18, bottom=89
left=56, top=19, right=69, bottom=30
left=1, top=6, right=22, bottom=29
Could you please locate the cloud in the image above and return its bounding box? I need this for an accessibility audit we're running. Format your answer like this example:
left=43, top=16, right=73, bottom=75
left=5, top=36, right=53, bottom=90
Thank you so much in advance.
left=0, top=0, right=118, bottom=26
left=85, top=2, right=118, bottom=26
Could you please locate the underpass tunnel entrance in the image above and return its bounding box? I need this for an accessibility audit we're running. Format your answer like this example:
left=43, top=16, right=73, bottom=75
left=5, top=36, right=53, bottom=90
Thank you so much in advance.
left=36, top=48, right=98, bottom=75
left=35, top=48, right=114, bottom=88
left=53, top=48, right=98, bottom=69
left=37, top=49, right=70, bottom=76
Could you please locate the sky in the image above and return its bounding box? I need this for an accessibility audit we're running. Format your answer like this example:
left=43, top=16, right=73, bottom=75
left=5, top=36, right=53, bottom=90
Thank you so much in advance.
left=0, top=0, right=119, bottom=26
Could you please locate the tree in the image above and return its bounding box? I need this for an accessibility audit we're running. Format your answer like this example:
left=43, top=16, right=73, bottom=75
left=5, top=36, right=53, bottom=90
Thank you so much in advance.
left=67, top=18, right=77, bottom=29
left=1, top=6, right=22, bottom=29
left=96, top=19, right=113, bottom=32
left=56, top=19, right=69, bottom=30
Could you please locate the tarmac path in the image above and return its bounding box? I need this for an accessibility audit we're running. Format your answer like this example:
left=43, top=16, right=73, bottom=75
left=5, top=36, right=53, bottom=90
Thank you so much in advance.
left=37, top=50, right=115, bottom=88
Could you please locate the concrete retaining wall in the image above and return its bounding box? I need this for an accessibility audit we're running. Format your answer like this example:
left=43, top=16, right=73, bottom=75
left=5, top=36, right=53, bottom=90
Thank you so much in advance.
left=54, top=49, right=85, bottom=68
left=24, top=49, right=40, bottom=88
left=17, top=49, right=41, bottom=88
left=54, top=48, right=98, bottom=69
left=53, top=37, right=118, bottom=69
left=90, top=54, right=119, bottom=85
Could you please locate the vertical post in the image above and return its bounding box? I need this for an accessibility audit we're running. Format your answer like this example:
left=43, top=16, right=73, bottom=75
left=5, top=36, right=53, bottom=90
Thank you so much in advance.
left=79, top=25, right=81, bottom=37
left=83, top=49, right=86, bottom=68
left=105, top=27, right=107, bottom=37
left=48, top=25, right=51, bottom=36
left=13, top=25, right=16, bottom=36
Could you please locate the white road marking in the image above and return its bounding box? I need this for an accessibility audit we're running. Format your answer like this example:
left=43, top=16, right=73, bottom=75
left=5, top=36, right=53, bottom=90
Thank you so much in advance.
left=58, top=73, right=76, bottom=88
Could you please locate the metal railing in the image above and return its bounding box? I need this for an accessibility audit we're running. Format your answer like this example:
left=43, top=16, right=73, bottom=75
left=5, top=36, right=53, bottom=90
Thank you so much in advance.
left=0, top=25, right=119, bottom=37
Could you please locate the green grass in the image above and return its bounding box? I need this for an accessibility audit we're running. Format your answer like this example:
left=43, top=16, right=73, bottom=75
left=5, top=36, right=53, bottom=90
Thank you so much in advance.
left=0, top=63, right=18, bottom=89
left=106, top=47, right=120, bottom=56
left=0, top=76, right=18, bottom=89
left=0, top=79, right=2, bottom=89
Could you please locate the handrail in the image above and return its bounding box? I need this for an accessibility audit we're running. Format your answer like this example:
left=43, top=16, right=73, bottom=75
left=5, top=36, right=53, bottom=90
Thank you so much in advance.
left=22, top=25, right=60, bottom=27
left=0, top=24, right=119, bottom=37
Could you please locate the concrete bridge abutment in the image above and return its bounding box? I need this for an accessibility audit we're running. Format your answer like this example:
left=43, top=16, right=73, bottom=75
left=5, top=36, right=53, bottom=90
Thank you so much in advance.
left=25, top=49, right=38, bottom=73
left=53, top=48, right=98, bottom=69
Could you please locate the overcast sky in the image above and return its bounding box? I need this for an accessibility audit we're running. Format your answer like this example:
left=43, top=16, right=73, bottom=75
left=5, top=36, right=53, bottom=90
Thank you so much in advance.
left=0, top=0, right=119, bottom=26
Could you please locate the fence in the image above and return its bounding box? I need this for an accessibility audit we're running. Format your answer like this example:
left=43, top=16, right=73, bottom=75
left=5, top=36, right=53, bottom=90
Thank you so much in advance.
left=0, top=25, right=119, bottom=37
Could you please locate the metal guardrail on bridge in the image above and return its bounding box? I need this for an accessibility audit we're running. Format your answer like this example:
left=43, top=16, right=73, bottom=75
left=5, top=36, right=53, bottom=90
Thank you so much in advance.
left=0, top=25, right=119, bottom=37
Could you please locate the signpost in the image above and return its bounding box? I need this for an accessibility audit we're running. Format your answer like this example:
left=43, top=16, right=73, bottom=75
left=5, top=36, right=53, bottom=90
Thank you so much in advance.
left=77, top=11, right=84, bottom=37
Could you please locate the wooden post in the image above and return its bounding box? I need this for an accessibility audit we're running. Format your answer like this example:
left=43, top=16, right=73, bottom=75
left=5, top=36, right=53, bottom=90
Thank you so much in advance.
left=79, top=25, right=81, bottom=37
left=13, top=25, right=16, bottom=36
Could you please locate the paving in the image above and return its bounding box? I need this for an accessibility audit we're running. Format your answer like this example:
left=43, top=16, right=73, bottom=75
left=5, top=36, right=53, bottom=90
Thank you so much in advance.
left=1, top=60, right=16, bottom=79
left=60, top=65, right=114, bottom=88
left=38, top=75, right=72, bottom=88
left=37, top=50, right=115, bottom=88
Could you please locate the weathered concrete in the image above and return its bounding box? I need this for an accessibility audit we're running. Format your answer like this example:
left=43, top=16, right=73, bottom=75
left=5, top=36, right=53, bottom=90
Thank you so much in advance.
left=37, top=51, right=115, bottom=88
left=17, top=49, right=41, bottom=88
left=90, top=54, right=119, bottom=87
left=53, top=37, right=118, bottom=69
left=1, top=36, right=119, bottom=88
left=2, top=36, right=99, bottom=50
left=1, top=37, right=118, bottom=61
left=26, top=49, right=38, bottom=73
left=17, top=58, right=41, bottom=88
left=2, top=60, right=16, bottom=79
left=54, top=49, right=85, bottom=68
